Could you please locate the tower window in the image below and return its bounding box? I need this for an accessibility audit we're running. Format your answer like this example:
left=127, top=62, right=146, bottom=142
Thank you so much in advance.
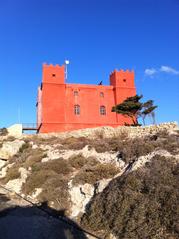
left=52, top=74, right=56, bottom=77
left=74, top=91, right=78, bottom=96
left=123, top=79, right=126, bottom=82
left=100, top=106, right=106, bottom=115
left=100, top=92, right=104, bottom=97
left=74, top=105, right=80, bottom=115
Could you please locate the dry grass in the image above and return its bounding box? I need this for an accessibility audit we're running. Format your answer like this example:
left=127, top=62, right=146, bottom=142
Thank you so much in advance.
left=73, top=164, right=120, bottom=185
left=32, top=158, right=73, bottom=175
left=3, top=166, right=21, bottom=183
left=38, top=175, right=70, bottom=212
left=13, top=147, right=46, bottom=165
left=23, top=169, right=57, bottom=194
left=68, top=154, right=88, bottom=169
left=60, top=136, right=90, bottom=150
left=68, top=154, right=99, bottom=170
left=25, top=135, right=62, bottom=146
left=22, top=157, right=72, bottom=212
left=23, top=150, right=47, bottom=168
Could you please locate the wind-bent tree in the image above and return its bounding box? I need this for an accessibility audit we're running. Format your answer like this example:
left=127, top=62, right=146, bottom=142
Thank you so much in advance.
left=112, top=95, right=157, bottom=126
left=141, top=100, right=157, bottom=125
left=112, top=95, right=143, bottom=125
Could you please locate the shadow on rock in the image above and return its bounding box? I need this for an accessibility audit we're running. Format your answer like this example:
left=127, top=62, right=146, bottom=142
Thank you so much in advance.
left=0, top=199, right=87, bottom=239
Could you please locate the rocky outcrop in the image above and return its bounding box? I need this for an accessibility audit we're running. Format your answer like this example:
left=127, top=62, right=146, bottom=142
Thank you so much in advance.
left=0, top=140, right=25, bottom=160
left=42, top=145, right=125, bottom=167
left=0, top=121, right=178, bottom=235
left=36, top=122, right=178, bottom=140
left=69, top=181, right=94, bottom=217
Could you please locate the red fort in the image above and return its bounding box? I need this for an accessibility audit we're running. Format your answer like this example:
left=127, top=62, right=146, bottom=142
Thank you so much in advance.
left=37, top=63, right=136, bottom=133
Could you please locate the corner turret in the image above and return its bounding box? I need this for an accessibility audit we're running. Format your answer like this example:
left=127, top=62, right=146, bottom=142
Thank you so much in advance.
left=42, top=63, right=65, bottom=84
left=110, top=69, right=135, bottom=88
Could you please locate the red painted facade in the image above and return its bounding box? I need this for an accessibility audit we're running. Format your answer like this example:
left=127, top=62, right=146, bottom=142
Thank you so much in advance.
left=37, top=63, right=136, bottom=133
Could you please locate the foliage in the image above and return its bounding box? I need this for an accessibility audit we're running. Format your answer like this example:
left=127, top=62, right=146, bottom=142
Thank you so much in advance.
left=142, top=100, right=157, bottom=125
left=112, top=95, right=157, bottom=126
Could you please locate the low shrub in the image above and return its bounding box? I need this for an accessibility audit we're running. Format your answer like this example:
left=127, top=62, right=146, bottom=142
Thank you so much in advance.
left=68, top=154, right=87, bottom=169
left=61, top=136, right=90, bottom=150
left=23, top=149, right=47, bottom=168
left=73, top=163, right=120, bottom=185
left=34, top=158, right=72, bottom=175
left=38, top=175, right=70, bottom=212
left=19, top=142, right=31, bottom=153
left=23, top=169, right=57, bottom=194
left=4, top=166, right=21, bottom=183
left=13, top=147, right=46, bottom=166
left=81, top=155, right=179, bottom=238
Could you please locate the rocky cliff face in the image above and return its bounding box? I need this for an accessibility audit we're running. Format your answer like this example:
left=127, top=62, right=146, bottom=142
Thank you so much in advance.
left=0, top=122, right=179, bottom=239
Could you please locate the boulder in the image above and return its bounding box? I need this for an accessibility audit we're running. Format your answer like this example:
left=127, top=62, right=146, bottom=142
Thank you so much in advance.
left=69, top=182, right=94, bottom=218
left=0, top=140, right=25, bottom=160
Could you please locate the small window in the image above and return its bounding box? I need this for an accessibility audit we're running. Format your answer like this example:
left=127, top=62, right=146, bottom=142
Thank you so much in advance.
left=100, top=106, right=106, bottom=115
left=52, top=74, right=56, bottom=77
left=74, top=105, right=80, bottom=115
left=100, top=92, right=104, bottom=97
left=123, top=79, right=126, bottom=82
left=74, top=91, right=78, bottom=96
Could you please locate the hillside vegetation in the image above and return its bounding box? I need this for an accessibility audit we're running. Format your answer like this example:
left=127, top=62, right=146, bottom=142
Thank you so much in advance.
left=0, top=122, right=179, bottom=238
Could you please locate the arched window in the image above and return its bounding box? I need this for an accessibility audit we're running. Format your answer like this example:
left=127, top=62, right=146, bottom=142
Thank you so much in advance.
left=74, top=105, right=80, bottom=115
left=74, top=91, right=78, bottom=96
left=100, top=106, right=106, bottom=115
left=100, top=92, right=104, bottom=97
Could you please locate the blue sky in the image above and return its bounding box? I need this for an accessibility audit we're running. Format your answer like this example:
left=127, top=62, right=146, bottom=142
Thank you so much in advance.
left=0, top=0, right=179, bottom=127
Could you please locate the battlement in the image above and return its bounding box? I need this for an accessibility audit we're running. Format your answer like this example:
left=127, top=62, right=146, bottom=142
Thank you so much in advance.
left=42, top=63, right=65, bottom=84
left=110, top=69, right=134, bottom=76
left=110, top=69, right=135, bottom=88
left=43, top=63, right=64, bottom=68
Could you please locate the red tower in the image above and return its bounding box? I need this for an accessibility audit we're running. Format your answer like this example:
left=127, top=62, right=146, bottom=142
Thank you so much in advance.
left=37, top=63, right=136, bottom=133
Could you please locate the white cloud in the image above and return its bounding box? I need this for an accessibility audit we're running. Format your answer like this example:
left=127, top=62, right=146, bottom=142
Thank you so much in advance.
left=144, top=65, right=179, bottom=77
left=144, top=68, right=157, bottom=76
left=160, top=66, right=179, bottom=75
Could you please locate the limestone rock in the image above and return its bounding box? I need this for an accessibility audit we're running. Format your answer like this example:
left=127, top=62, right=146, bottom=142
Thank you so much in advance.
left=0, top=140, right=25, bottom=160
left=69, top=181, right=94, bottom=218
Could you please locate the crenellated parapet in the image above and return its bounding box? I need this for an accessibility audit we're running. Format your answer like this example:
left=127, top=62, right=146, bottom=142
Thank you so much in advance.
left=42, top=63, right=65, bottom=84
left=110, top=69, right=135, bottom=88
left=43, top=63, right=64, bottom=68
